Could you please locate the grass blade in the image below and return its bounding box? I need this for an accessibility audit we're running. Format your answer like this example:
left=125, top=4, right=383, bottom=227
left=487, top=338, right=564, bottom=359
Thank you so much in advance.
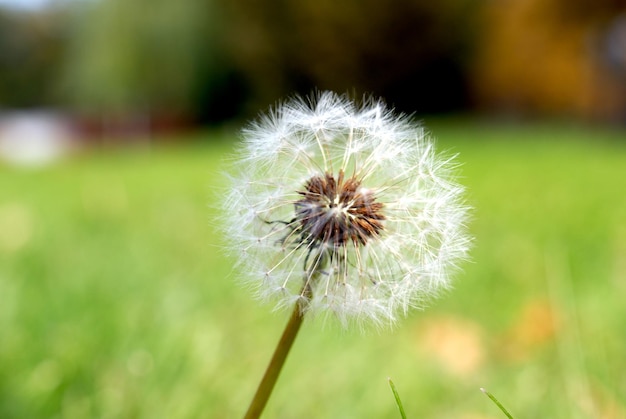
left=388, top=378, right=407, bottom=419
left=480, top=388, right=514, bottom=419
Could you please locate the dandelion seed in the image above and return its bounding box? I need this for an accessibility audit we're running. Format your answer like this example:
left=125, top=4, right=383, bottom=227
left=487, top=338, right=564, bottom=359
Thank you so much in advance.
left=224, top=91, right=470, bottom=327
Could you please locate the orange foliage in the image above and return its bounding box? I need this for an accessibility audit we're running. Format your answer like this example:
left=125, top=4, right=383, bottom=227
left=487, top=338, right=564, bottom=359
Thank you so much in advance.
left=473, top=0, right=589, bottom=115
left=472, top=0, right=626, bottom=120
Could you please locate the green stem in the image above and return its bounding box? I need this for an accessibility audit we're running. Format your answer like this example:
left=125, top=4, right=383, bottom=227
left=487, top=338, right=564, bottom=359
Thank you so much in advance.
left=243, top=301, right=306, bottom=419
left=388, top=378, right=407, bottom=419
left=480, top=388, right=515, bottom=419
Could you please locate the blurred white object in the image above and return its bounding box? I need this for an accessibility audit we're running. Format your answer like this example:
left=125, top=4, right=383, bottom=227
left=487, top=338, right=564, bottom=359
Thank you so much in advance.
left=0, top=111, right=75, bottom=167
left=0, top=0, right=52, bottom=11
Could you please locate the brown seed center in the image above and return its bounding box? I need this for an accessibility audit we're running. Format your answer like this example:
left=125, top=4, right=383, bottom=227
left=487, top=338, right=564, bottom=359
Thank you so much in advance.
left=295, top=170, right=385, bottom=247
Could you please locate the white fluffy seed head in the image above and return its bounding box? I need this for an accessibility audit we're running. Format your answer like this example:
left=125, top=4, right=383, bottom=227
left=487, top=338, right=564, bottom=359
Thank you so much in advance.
left=222, top=91, right=471, bottom=328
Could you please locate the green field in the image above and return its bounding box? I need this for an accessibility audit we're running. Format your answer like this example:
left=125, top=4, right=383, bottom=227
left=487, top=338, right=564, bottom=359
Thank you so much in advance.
left=1, top=120, right=625, bottom=418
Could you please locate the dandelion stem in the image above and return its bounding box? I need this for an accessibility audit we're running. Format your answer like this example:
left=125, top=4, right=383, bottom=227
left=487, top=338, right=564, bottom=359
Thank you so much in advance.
left=243, top=298, right=307, bottom=419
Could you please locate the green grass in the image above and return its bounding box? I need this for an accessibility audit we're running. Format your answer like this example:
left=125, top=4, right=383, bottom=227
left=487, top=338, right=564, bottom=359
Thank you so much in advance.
left=1, top=120, right=625, bottom=418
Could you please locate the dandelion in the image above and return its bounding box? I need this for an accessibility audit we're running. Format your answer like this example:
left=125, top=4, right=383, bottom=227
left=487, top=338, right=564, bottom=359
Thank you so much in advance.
left=225, top=91, right=469, bottom=327
left=223, top=91, right=470, bottom=418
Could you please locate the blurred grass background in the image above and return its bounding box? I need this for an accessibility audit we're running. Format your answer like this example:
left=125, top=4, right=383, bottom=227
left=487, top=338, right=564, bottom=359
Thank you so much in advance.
left=1, top=120, right=625, bottom=418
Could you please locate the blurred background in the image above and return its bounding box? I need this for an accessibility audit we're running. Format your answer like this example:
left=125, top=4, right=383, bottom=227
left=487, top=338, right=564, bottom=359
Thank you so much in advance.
left=1, top=0, right=626, bottom=133
left=1, top=0, right=625, bottom=418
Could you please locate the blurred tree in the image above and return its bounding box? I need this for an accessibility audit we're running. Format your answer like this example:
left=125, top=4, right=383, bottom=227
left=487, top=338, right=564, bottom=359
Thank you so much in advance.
left=0, top=8, right=67, bottom=108
left=4, top=0, right=480, bottom=124
left=60, top=0, right=244, bottom=123
left=471, top=0, right=626, bottom=121
left=219, top=0, right=478, bottom=114
left=4, top=0, right=624, bottom=125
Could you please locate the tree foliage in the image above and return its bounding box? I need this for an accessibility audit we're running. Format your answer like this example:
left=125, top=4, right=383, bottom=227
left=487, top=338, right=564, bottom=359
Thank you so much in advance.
left=0, top=8, right=67, bottom=107
left=219, top=0, right=478, bottom=113
left=3, top=0, right=624, bottom=122
left=61, top=0, right=217, bottom=114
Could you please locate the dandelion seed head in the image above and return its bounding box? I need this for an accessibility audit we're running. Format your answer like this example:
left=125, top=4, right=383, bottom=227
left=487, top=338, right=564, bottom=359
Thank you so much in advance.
left=224, top=91, right=470, bottom=328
